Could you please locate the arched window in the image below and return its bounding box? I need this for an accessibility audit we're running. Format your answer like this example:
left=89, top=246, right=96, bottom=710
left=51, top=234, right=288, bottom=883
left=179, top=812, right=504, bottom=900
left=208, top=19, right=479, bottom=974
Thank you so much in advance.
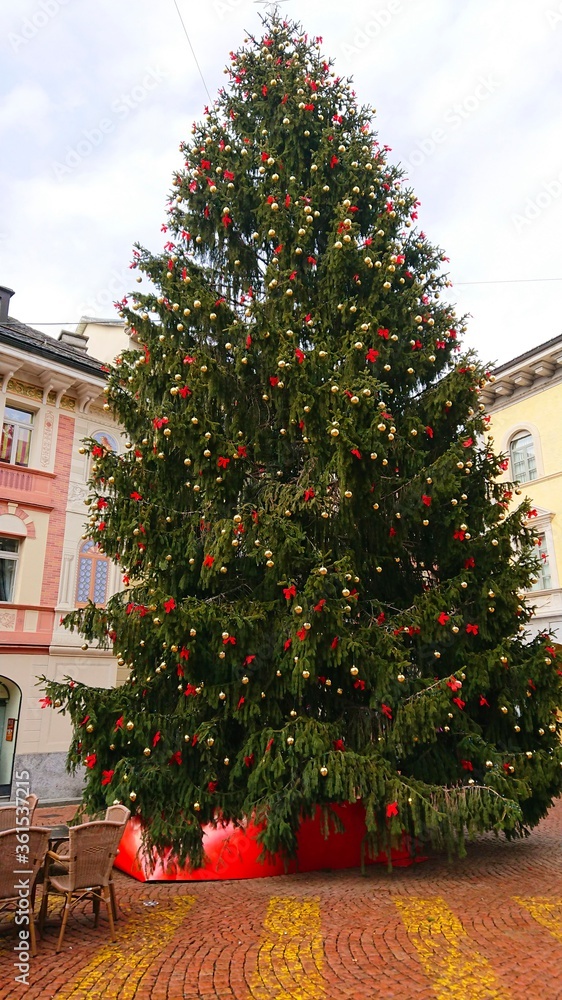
left=76, top=541, right=109, bottom=607
left=510, top=431, right=537, bottom=483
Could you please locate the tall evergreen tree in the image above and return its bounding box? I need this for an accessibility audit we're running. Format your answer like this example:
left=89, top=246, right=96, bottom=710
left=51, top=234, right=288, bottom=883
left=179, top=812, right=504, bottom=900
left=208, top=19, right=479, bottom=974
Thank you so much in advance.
left=43, top=14, right=562, bottom=868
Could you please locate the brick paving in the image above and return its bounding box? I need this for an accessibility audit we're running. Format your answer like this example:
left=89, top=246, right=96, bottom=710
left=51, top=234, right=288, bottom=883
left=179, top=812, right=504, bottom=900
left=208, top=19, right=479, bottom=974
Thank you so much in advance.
left=1, top=799, right=561, bottom=999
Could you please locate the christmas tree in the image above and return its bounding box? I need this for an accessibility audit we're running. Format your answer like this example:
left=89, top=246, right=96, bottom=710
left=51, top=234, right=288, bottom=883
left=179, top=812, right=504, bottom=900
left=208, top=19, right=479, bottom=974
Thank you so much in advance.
left=43, top=13, right=562, bottom=868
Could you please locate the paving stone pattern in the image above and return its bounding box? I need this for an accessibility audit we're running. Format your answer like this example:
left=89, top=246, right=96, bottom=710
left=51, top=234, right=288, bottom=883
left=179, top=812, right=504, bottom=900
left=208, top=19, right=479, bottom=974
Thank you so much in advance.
left=1, top=800, right=561, bottom=999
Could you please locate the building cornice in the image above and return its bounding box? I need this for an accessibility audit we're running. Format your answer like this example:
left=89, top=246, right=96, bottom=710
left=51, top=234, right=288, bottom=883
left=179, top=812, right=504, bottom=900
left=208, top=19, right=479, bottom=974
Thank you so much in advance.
left=481, top=334, right=562, bottom=412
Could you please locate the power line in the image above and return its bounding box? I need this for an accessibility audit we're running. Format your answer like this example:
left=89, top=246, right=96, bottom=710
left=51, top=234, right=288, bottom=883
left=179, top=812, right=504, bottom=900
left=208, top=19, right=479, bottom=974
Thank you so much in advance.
left=12, top=278, right=562, bottom=327
left=171, top=0, right=212, bottom=103
left=455, top=277, right=562, bottom=286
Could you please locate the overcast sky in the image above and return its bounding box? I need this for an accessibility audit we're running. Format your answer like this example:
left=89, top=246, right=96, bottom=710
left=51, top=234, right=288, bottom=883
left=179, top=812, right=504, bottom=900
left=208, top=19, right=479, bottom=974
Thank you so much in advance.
left=1, top=0, right=561, bottom=367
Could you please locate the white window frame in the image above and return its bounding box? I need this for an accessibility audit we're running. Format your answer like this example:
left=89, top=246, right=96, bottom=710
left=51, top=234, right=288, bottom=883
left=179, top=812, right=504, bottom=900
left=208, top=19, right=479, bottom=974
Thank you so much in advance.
left=502, top=422, right=544, bottom=483
left=509, top=430, right=537, bottom=483
left=530, top=532, right=552, bottom=592
left=0, top=536, right=20, bottom=603
left=0, top=404, right=35, bottom=468
left=525, top=510, right=558, bottom=594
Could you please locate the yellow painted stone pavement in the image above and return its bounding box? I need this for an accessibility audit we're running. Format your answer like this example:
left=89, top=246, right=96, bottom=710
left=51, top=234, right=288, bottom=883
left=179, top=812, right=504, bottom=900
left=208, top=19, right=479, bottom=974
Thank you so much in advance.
left=248, top=896, right=324, bottom=999
left=52, top=896, right=196, bottom=999
left=514, top=896, right=562, bottom=945
left=395, top=897, right=509, bottom=1000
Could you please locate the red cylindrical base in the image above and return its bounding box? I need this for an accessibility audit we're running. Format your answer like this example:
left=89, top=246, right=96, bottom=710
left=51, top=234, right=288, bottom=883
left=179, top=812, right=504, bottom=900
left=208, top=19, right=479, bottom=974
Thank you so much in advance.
left=114, top=802, right=426, bottom=882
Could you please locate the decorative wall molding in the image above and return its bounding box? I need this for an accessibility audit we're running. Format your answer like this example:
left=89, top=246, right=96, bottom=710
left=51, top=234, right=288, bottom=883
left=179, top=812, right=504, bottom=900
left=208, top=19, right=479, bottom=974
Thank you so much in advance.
left=7, top=378, right=42, bottom=403
left=41, top=410, right=55, bottom=468
left=6, top=377, right=76, bottom=411
left=0, top=610, right=17, bottom=630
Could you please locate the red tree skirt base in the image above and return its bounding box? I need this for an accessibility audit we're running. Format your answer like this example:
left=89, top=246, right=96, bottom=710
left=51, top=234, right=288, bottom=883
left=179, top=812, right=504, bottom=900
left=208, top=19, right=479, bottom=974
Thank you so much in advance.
left=114, top=802, right=427, bottom=882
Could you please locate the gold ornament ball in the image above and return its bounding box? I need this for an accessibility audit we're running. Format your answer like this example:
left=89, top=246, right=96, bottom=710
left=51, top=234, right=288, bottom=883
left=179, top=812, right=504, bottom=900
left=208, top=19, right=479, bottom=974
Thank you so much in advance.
left=514, top=724, right=521, bottom=733
left=193, top=801, right=201, bottom=812
left=485, top=760, right=493, bottom=768
left=350, top=665, right=359, bottom=676
left=126, top=721, right=134, bottom=731
left=287, top=736, right=294, bottom=745
left=302, top=670, right=310, bottom=679
left=86, top=724, right=94, bottom=733
left=143, top=748, right=151, bottom=757
left=397, top=674, right=405, bottom=683
left=241, top=675, right=249, bottom=685
left=500, top=706, right=508, bottom=714
left=320, top=766, right=328, bottom=777
left=129, top=792, right=137, bottom=802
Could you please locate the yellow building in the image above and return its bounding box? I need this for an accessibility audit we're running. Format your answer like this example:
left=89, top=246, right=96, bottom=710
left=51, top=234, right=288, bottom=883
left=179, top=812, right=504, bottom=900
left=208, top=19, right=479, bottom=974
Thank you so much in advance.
left=482, top=334, right=562, bottom=638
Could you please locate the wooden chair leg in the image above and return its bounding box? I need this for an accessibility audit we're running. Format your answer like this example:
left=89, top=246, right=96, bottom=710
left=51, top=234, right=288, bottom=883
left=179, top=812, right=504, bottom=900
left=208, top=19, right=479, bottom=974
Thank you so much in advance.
left=103, top=886, right=116, bottom=941
left=109, top=878, right=118, bottom=922
left=93, top=890, right=100, bottom=927
left=56, top=893, right=72, bottom=953
left=28, top=911, right=37, bottom=958
left=38, top=884, right=49, bottom=935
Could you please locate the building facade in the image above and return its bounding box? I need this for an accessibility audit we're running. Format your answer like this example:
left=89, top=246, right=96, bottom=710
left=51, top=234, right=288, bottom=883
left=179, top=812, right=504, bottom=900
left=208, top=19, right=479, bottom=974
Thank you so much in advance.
left=482, top=334, right=562, bottom=640
left=0, top=288, right=126, bottom=800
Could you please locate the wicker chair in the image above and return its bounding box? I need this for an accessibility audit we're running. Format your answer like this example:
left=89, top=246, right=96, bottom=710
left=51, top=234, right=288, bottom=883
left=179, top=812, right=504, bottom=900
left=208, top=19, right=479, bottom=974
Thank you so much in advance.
left=0, top=794, right=38, bottom=832
left=0, top=827, right=49, bottom=956
left=39, top=820, right=122, bottom=953
left=42, top=804, right=131, bottom=921
left=104, top=805, right=130, bottom=921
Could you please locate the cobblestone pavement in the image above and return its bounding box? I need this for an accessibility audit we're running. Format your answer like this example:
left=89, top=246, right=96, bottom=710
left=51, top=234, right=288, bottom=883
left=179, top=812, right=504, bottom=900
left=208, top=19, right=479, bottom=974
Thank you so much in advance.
left=1, top=800, right=561, bottom=999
